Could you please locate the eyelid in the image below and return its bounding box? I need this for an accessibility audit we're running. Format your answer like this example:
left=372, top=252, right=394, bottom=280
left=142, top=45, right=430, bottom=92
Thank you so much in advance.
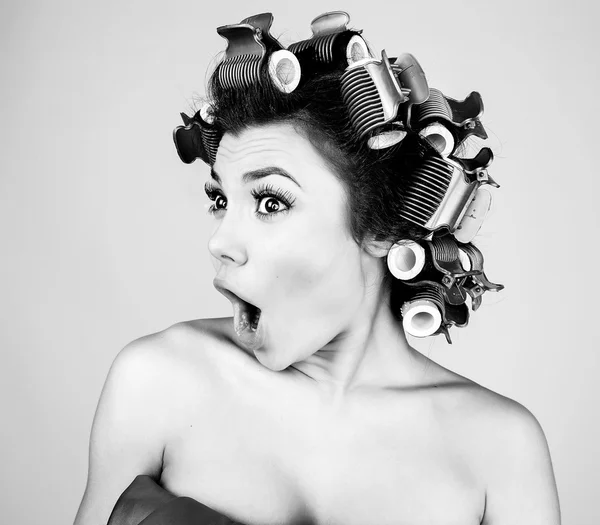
left=203, top=181, right=295, bottom=219
left=204, top=181, right=222, bottom=199
left=204, top=182, right=295, bottom=203
left=251, top=183, right=296, bottom=206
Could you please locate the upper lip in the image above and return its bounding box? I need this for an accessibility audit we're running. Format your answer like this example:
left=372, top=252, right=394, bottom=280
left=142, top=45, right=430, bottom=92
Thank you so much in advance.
left=213, top=278, right=260, bottom=310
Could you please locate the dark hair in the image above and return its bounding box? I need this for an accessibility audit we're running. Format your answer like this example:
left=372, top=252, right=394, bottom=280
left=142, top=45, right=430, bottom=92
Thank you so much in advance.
left=203, top=56, right=446, bottom=321
left=208, top=63, right=435, bottom=242
left=177, top=16, right=503, bottom=340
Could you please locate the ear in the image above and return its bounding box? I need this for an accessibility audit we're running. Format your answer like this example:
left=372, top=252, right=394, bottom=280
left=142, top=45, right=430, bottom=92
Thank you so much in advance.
left=362, top=233, right=394, bottom=258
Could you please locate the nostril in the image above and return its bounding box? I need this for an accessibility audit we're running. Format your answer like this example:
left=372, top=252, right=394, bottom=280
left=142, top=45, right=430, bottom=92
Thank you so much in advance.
left=207, top=240, right=241, bottom=265
left=207, top=227, right=247, bottom=266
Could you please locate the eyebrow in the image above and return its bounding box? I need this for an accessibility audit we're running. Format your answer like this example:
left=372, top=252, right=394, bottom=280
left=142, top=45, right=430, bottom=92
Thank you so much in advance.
left=210, top=166, right=302, bottom=188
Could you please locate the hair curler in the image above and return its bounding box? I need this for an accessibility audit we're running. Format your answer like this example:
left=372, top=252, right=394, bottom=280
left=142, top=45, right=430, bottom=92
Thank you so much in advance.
left=419, top=122, right=455, bottom=157
left=401, top=286, right=444, bottom=338
left=387, top=240, right=426, bottom=280
left=268, top=50, right=302, bottom=93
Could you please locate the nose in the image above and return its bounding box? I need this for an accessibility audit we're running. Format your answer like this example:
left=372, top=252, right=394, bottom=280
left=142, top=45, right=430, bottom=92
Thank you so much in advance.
left=207, top=207, right=248, bottom=267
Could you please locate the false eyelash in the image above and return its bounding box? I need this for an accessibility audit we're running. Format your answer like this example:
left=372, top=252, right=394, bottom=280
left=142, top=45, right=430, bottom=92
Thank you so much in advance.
left=251, top=183, right=296, bottom=208
left=204, top=182, right=223, bottom=203
left=203, top=181, right=296, bottom=219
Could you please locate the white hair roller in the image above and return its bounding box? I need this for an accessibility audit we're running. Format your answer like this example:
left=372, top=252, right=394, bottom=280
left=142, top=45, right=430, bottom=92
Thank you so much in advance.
left=346, top=35, right=370, bottom=65
left=268, top=50, right=302, bottom=93
left=401, top=299, right=443, bottom=338
left=199, top=102, right=215, bottom=124
left=419, top=122, right=455, bottom=157
left=387, top=240, right=426, bottom=280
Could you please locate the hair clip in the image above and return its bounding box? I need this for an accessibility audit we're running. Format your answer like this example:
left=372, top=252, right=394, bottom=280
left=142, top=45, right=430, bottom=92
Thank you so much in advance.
left=341, top=50, right=410, bottom=148
left=395, top=235, right=502, bottom=330
left=216, top=13, right=301, bottom=93
left=445, top=151, right=498, bottom=242
left=387, top=235, right=483, bottom=310
left=389, top=53, right=429, bottom=126
left=412, top=89, right=488, bottom=148
left=394, top=235, right=469, bottom=305
left=438, top=301, right=469, bottom=342
left=449, top=149, right=497, bottom=185
left=310, top=11, right=351, bottom=35
left=173, top=115, right=205, bottom=164
left=399, top=154, right=499, bottom=243
left=399, top=156, right=469, bottom=232
left=216, top=17, right=270, bottom=90
left=453, top=187, right=492, bottom=243
left=173, top=103, right=221, bottom=166
left=288, top=11, right=370, bottom=67
left=457, top=243, right=504, bottom=311
left=427, top=235, right=479, bottom=299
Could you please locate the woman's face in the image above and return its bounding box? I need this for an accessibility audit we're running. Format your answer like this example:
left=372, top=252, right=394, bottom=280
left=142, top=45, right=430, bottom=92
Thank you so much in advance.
left=207, top=122, right=375, bottom=371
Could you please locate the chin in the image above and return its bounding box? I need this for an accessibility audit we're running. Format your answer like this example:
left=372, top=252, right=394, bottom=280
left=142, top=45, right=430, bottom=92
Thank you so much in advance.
left=253, top=347, right=291, bottom=372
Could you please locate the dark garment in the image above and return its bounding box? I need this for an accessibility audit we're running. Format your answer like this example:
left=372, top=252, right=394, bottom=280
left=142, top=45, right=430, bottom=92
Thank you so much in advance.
left=106, top=474, right=243, bottom=525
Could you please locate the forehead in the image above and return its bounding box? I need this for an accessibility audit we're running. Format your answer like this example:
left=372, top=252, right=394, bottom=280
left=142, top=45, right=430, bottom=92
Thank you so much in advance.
left=213, top=123, right=331, bottom=183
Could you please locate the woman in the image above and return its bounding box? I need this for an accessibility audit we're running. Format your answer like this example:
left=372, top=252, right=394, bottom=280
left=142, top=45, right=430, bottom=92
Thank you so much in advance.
left=74, top=11, right=561, bottom=525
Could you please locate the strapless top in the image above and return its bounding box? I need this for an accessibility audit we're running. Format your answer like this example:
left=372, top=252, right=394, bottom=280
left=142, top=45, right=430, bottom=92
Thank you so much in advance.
left=106, top=474, right=243, bottom=525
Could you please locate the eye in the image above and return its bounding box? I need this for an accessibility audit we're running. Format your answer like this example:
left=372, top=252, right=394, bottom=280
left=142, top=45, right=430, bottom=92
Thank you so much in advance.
left=204, top=182, right=227, bottom=215
left=203, top=182, right=296, bottom=220
left=251, top=183, right=295, bottom=220
left=256, top=195, right=287, bottom=215
left=213, top=194, right=227, bottom=210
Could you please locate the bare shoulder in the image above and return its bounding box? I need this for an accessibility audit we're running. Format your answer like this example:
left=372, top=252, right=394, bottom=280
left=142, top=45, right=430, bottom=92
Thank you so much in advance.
left=413, top=356, right=548, bottom=435
left=147, top=317, right=260, bottom=402
left=425, top=364, right=554, bottom=464
left=74, top=318, right=242, bottom=525
left=74, top=323, right=199, bottom=525
left=475, top=392, right=560, bottom=522
left=106, top=320, right=223, bottom=399
left=436, top=374, right=552, bottom=455
left=161, top=316, right=251, bottom=370
left=126, top=317, right=237, bottom=365
left=468, top=387, right=560, bottom=523
left=425, top=366, right=561, bottom=524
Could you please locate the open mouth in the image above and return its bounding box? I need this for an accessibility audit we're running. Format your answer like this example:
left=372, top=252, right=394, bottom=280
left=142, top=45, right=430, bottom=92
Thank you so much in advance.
left=213, top=281, right=264, bottom=345
left=218, top=287, right=261, bottom=334
left=234, top=297, right=262, bottom=333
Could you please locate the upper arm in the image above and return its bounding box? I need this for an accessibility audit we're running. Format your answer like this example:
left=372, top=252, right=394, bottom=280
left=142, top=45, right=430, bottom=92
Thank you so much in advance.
left=481, top=398, right=561, bottom=525
left=74, top=330, right=177, bottom=525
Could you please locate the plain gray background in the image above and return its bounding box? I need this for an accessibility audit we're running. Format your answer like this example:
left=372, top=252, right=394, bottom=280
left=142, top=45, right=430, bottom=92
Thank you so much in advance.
left=1, top=0, right=598, bottom=523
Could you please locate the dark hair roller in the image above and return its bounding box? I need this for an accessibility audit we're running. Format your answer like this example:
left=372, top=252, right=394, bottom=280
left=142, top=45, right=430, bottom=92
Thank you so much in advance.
left=173, top=104, right=221, bottom=166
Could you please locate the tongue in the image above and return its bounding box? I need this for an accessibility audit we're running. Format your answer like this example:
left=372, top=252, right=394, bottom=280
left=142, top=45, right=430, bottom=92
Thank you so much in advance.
left=232, top=301, right=265, bottom=350
left=233, top=302, right=254, bottom=335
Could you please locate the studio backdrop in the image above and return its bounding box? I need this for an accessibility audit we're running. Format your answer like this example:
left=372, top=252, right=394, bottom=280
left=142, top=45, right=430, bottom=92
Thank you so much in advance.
left=1, top=1, right=598, bottom=524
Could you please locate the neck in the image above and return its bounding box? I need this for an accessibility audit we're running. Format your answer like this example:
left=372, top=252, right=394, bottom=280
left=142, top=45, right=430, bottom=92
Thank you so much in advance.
left=288, top=280, right=422, bottom=404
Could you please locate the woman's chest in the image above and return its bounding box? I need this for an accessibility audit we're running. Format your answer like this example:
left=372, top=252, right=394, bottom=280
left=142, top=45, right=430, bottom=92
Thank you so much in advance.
left=160, top=383, right=485, bottom=525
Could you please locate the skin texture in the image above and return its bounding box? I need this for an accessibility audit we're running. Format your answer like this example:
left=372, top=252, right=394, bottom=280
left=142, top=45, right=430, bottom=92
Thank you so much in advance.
left=208, top=122, right=418, bottom=396
left=74, top=122, right=561, bottom=525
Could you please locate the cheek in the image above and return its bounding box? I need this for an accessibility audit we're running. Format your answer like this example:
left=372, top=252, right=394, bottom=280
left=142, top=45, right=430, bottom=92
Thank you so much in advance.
left=263, top=223, right=362, bottom=309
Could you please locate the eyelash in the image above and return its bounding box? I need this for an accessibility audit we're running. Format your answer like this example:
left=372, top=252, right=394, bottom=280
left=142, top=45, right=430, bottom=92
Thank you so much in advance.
left=204, top=182, right=296, bottom=220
